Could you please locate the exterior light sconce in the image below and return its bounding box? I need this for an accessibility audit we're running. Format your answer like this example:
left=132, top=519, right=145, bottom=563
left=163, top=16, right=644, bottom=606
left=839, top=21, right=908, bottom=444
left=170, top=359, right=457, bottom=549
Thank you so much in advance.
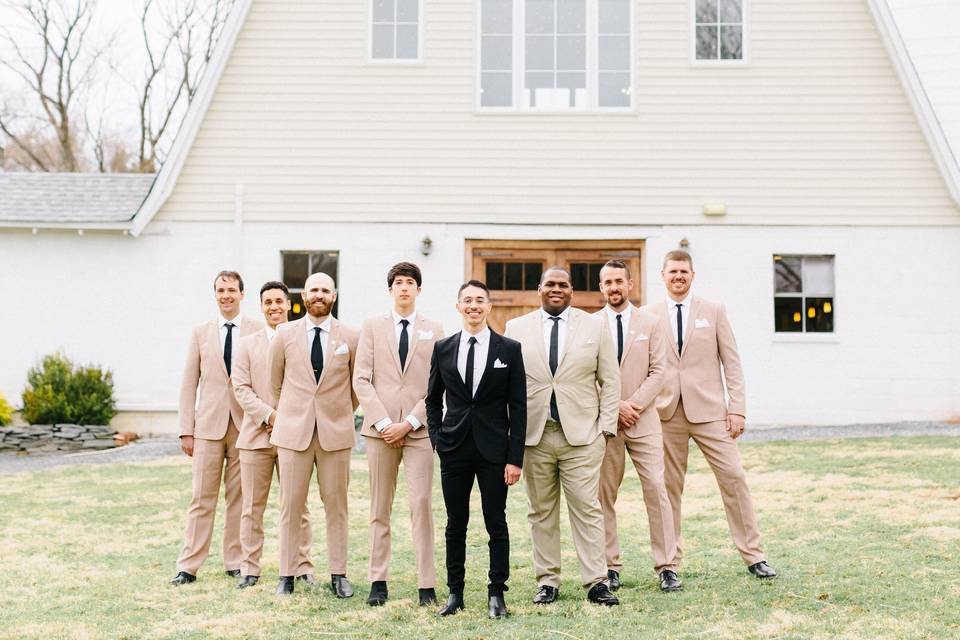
left=679, top=237, right=690, bottom=250
left=702, top=203, right=727, bottom=217
left=420, top=235, right=433, bottom=256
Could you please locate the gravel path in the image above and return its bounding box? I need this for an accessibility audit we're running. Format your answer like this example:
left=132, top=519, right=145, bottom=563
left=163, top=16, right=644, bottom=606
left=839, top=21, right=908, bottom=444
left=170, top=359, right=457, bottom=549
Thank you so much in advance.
left=1, top=422, right=958, bottom=475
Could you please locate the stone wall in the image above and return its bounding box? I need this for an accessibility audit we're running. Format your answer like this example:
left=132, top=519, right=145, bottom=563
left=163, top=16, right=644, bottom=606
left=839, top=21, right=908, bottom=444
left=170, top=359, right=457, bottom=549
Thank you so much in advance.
left=0, top=424, right=117, bottom=453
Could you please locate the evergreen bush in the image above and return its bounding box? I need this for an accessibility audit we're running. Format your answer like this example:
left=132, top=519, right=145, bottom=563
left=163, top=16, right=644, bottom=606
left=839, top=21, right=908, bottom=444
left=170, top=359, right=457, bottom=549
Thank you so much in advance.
left=21, top=353, right=117, bottom=425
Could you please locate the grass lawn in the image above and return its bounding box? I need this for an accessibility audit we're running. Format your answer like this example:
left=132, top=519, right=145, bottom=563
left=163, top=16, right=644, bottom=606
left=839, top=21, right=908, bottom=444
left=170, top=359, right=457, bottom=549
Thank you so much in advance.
left=0, top=436, right=958, bottom=639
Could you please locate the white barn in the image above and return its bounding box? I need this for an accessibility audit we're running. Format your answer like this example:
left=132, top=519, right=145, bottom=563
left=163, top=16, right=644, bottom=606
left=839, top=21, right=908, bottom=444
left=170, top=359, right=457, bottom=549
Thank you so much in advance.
left=1, top=0, right=958, bottom=433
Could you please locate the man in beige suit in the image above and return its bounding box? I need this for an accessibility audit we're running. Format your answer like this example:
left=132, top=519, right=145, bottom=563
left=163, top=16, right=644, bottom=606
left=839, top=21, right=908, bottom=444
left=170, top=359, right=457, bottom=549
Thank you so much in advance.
left=171, top=270, right=263, bottom=585
left=644, top=250, right=776, bottom=579
left=231, top=281, right=313, bottom=589
left=595, top=260, right=681, bottom=593
left=269, top=272, right=360, bottom=597
left=504, top=266, right=621, bottom=606
left=353, top=262, right=443, bottom=607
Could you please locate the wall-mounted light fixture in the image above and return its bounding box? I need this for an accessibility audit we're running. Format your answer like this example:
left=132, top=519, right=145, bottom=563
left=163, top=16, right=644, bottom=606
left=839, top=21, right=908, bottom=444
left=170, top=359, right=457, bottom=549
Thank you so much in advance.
left=702, top=203, right=727, bottom=217
left=420, top=235, right=433, bottom=256
left=679, top=237, right=690, bottom=249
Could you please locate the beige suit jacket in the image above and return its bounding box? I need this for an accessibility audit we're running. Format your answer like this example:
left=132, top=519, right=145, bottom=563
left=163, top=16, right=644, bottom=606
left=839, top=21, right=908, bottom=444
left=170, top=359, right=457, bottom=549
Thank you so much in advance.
left=268, top=317, right=360, bottom=452
left=643, top=297, right=746, bottom=424
left=505, top=307, right=620, bottom=447
left=352, top=313, right=444, bottom=439
left=232, top=329, right=276, bottom=450
left=593, top=306, right=666, bottom=439
left=179, top=316, right=263, bottom=439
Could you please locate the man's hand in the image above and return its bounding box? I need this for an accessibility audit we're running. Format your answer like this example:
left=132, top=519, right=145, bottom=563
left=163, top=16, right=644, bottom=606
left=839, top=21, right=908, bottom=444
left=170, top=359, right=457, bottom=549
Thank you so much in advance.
left=180, top=435, right=194, bottom=457
left=504, top=464, right=522, bottom=486
left=382, top=421, right=413, bottom=447
left=726, top=414, right=746, bottom=439
left=618, top=400, right=641, bottom=429
left=264, top=412, right=276, bottom=434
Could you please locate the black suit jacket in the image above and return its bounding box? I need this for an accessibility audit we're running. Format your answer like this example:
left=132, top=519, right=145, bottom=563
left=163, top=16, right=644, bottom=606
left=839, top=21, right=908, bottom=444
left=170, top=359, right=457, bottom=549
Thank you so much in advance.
left=425, top=329, right=527, bottom=467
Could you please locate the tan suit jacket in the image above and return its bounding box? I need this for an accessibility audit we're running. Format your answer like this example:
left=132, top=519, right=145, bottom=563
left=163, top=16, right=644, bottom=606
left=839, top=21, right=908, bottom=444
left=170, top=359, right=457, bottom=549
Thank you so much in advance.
left=505, top=307, right=620, bottom=446
left=643, top=297, right=746, bottom=423
left=353, top=313, right=444, bottom=439
left=593, top=306, right=666, bottom=438
left=179, top=316, right=263, bottom=439
left=268, top=317, right=360, bottom=452
left=232, top=329, right=276, bottom=450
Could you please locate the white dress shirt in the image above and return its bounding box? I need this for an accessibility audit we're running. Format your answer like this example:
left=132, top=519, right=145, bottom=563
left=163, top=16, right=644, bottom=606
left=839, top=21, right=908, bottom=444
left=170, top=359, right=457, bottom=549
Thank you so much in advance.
left=666, top=294, right=691, bottom=351
left=541, top=307, right=571, bottom=365
left=219, top=314, right=242, bottom=373
left=374, top=309, right=424, bottom=432
left=457, top=326, right=490, bottom=397
left=603, top=304, right=632, bottom=357
left=265, top=325, right=277, bottom=342
left=305, top=315, right=332, bottom=364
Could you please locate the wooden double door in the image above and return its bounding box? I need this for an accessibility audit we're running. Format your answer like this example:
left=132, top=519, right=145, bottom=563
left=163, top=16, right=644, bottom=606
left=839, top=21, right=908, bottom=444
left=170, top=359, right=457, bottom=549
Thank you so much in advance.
left=466, top=240, right=646, bottom=333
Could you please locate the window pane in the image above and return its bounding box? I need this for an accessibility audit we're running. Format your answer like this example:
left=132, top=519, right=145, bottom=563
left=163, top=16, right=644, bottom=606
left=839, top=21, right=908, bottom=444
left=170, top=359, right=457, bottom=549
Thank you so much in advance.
left=805, top=297, right=834, bottom=333
left=483, top=0, right=513, bottom=33
left=396, top=24, right=418, bottom=58
left=774, top=256, right=802, bottom=293
left=720, top=0, right=742, bottom=23
left=599, top=35, right=630, bottom=70
left=505, top=263, right=523, bottom=290
left=526, top=0, right=555, bottom=34
left=720, top=25, right=742, bottom=59
left=524, top=262, right=542, bottom=290
left=526, top=35, right=555, bottom=70
left=589, top=263, right=603, bottom=291
left=696, top=0, right=718, bottom=24
left=774, top=297, right=803, bottom=333
left=283, top=253, right=309, bottom=290
left=373, top=0, right=395, bottom=22
left=372, top=24, right=395, bottom=58
left=571, top=263, right=589, bottom=291
left=599, top=0, right=629, bottom=34
left=803, top=257, right=834, bottom=296
left=526, top=71, right=555, bottom=89
left=557, top=71, right=586, bottom=89
left=486, top=262, right=504, bottom=289
left=482, top=35, right=513, bottom=70
left=598, top=72, right=630, bottom=107
left=557, top=35, right=586, bottom=69
left=558, top=0, right=585, bottom=33
left=481, top=71, right=513, bottom=106
left=397, top=0, right=418, bottom=22
left=696, top=25, right=718, bottom=59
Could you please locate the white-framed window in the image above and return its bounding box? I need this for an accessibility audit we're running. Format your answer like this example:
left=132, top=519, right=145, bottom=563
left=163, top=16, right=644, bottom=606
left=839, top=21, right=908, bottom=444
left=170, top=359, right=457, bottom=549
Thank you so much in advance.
left=478, top=0, right=633, bottom=111
left=371, top=0, right=422, bottom=62
left=773, top=255, right=835, bottom=333
left=692, top=0, right=745, bottom=62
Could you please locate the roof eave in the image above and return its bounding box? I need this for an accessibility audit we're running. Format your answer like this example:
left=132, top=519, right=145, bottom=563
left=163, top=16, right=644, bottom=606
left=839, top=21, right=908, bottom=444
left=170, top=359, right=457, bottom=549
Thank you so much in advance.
left=0, top=220, right=133, bottom=232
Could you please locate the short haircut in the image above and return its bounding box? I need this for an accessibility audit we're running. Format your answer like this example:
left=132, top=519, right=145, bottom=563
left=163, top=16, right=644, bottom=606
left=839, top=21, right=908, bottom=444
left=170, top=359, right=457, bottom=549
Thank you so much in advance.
left=540, top=265, right=572, bottom=284
left=662, top=250, right=693, bottom=270
left=457, top=279, right=490, bottom=299
left=213, top=270, right=244, bottom=292
left=259, top=280, right=289, bottom=300
left=387, top=261, right=422, bottom=287
left=601, top=259, right=631, bottom=279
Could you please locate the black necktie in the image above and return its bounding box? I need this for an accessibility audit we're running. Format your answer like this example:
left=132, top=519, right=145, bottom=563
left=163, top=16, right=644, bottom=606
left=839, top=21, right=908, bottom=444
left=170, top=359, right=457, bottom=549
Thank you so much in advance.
left=398, top=319, right=410, bottom=371
left=549, top=316, right=560, bottom=421
left=616, top=313, right=624, bottom=363
left=311, top=327, right=324, bottom=382
left=676, top=303, right=683, bottom=355
left=465, top=336, right=477, bottom=397
left=223, top=322, right=235, bottom=377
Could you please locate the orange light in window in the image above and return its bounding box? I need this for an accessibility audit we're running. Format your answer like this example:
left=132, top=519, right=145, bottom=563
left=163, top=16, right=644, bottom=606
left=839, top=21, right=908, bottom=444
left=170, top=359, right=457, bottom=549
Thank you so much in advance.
left=808, top=307, right=816, bottom=319
left=823, top=302, right=832, bottom=314
left=793, top=312, right=801, bottom=323
left=293, top=303, right=301, bottom=314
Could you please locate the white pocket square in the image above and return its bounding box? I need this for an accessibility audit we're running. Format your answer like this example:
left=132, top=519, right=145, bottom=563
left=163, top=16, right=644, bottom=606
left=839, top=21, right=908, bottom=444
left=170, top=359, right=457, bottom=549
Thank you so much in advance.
left=635, top=333, right=649, bottom=342
left=493, top=358, right=508, bottom=369
left=695, top=318, right=710, bottom=329
left=334, top=343, right=349, bottom=355
left=585, top=339, right=595, bottom=345
left=417, top=330, right=434, bottom=340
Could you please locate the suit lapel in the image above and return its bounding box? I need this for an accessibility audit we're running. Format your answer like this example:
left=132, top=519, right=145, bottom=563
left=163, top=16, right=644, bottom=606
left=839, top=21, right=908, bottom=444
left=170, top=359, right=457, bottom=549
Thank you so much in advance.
left=449, top=331, right=470, bottom=393
left=530, top=312, right=551, bottom=375
left=556, top=309, right=581, bottom=371
left=620, top=308, right=640, bottom=365
left=316, top=319, right=340, bottom=388
left=658, top=304, right=680, bottom=359
left=384, top=314, right=404, bottom=376
left=473, top=332, right=500, bottom=399
left=681, top=298, right=698, bottom=358
left=210, top=321, right=229, bottom=378
left=403, top=315, right=427, bottom=374
left=295, top=319, right=316, bottom=383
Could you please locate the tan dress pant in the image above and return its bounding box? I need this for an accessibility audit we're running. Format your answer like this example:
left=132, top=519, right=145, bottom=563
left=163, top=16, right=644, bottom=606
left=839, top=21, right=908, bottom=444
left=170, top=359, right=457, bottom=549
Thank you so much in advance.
left=276, top=431, right=351, bottom=577
left=238, top=446, right=314, bottom=577
left=599, top=430, right=678, bottom=574
left=661, top=400, right=764, bottom=566
left=176, top=420, right=242, bottom=575
left=524, top=422, right=607, bottom=589
left=366, top=435, right=436, bottom=587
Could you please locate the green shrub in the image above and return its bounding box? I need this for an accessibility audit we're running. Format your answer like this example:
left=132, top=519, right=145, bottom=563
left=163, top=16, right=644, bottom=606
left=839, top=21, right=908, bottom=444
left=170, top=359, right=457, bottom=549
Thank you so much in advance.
left=21, top=353, right=117, bottom=426
left=0, top=392, right=13, bottom=426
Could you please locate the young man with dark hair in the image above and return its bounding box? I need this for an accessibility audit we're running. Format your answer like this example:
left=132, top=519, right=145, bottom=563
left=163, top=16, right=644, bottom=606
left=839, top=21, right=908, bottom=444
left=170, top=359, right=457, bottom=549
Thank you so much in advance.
left=352, top=262, right=444, bottom=607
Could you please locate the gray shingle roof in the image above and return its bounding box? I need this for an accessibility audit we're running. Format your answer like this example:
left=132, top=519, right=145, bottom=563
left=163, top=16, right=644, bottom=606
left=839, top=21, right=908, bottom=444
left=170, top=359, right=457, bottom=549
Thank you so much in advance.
left=0, top=172, right=156, bottom=224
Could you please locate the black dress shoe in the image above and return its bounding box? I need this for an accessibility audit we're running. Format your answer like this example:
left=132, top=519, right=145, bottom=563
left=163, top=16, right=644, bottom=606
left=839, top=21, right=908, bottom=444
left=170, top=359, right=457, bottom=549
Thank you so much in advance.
left=236, top=575, right=259, bottom=589
left=224, top=569, right=241, bottom=578
left=418, top=587, right=437, bottom=606
left=587, top=581, right=620, bottom=606
left=606, top=569, right=621, bottom=591
left=488, top=594, right=508, bottom=619
left=330, top=574, right=354, bottom=598
left=437, top=593, right=465, bottom=616
left=169, top=571, right=196, bottom=586
left=367, top=581, right=388, bottom=606
left=276, top=576, right=295, bottom=595
left=748, top=561, right=777, bottom=579
left=296, top=574, right=316, bottom=585
left=659, top=570, right=682, bottom=592
left=532, top=584, right=558, bottom=604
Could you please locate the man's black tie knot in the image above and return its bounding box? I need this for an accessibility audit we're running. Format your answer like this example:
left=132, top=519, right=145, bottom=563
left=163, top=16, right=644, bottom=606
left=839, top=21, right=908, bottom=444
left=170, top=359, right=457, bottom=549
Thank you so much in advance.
left=399, top=319, right=410, bottom=371
left=223, top=322, right=235, bottom=377
left=311, top=326, right=324, bottom=382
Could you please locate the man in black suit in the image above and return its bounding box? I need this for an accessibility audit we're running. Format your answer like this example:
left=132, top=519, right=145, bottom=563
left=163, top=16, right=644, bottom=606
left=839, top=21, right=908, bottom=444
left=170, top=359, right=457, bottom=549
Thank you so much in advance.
left=425, top=280, right=527, bottom=620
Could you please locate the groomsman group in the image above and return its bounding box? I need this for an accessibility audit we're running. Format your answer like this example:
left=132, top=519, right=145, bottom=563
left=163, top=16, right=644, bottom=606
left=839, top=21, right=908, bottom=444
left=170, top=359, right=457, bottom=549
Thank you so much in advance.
left=170, top=250, right=776, bottom=619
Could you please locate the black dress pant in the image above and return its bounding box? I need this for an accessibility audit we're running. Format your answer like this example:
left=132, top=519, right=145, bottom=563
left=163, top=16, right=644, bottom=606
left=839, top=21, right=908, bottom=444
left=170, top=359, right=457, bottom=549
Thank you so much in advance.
left=438, top=433, right=509, bottom=596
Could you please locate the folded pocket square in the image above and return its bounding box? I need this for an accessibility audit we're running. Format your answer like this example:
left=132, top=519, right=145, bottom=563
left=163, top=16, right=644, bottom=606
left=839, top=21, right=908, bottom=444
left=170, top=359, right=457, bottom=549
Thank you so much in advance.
left=417, top=330, right=434, bottom=340
left=334, top=343, right=349, bottom=355
left=695, top=318, right=710, bottom=329
left=635, top=333, right=649, bottom=342
left=493, top=358, right=508, bottom=368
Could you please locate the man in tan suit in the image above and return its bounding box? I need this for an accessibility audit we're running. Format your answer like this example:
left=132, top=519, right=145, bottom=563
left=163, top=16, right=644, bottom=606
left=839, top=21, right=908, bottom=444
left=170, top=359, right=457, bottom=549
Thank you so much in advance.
left=595, top=260, right=681, bottom=593
left=269, top=272, right=360, bottom=596
left=644, top=250, right=776, bottom=579
left=171, top=270, right=263, bottom=585
left=231, top=281, right=313, bottom=589
left=504, top=266, right=621, bottom=606
left=353, top=262, right=443, bottom=607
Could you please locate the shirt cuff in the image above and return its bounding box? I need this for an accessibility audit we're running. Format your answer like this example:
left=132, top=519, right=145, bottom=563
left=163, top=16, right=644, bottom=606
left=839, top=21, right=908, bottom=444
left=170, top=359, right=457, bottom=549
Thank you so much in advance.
left=374, top=417, right=391, bottom=432
left=406, top=415, right=422, bottom=430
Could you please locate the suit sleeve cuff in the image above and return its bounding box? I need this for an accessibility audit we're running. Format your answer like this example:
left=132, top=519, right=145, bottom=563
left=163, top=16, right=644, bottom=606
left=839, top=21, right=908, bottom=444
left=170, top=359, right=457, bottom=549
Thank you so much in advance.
left=406, top=415, right=422, bottom=430
left=374, top=417, right=391, bottom=432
